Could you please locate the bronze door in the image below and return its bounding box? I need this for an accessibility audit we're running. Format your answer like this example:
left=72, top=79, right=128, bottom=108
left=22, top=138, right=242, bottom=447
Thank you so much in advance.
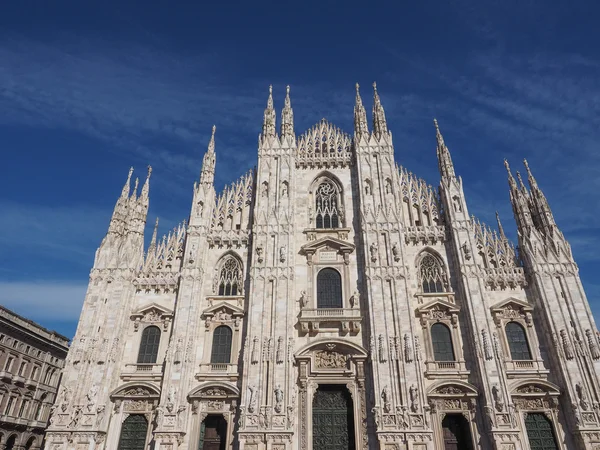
left=312, top=385, right=355, bottom=450
left=442, top=414, right=473, bottom=450
left=199, top=415, right=227, bottom=450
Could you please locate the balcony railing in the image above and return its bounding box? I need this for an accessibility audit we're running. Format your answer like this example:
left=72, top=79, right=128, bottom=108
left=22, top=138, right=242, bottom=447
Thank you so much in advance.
left=197, top=363, right=239, bottom=381
left=504, top=359, right=548, bottom=377
left=424, top=360, right=469, bottom=378
left=298, top=308, right=361, bottom=334
left=121, top=363, right=164, bottom=381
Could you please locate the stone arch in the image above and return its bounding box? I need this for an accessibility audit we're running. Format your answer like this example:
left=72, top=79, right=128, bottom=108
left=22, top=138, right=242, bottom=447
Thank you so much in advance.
left=295, top=338, right=368, bottom=358
left=427, top=380, right=479, bottom=397
left=509, top=379, right=560, bottom=396
left=110, top=381, right=161, bottom=399
left=188, top=381, right=240, bottom=399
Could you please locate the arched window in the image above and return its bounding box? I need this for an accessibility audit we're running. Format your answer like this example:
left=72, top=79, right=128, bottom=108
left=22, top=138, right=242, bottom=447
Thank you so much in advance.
left=218, top=256, right=242, bottom=296
left=25, top=437, right=36, bottom=450
left=431, top=323, right=455, bottom=361
left=210, top=326, right=233, bottom=364
left=505, top=322, right=532, bottom=360
left=419, top=253, right=447, bottom=293
left=525, top=413, right=559, bottom=450
left=315, top=180, right=340, bottom=229
left=137, top=326, right=161, bottom=364
left=117, top=414, right=148, bottom=450
left=317, top=268, right=342, bottom=308
left=5, top=435, right=16, bottom=450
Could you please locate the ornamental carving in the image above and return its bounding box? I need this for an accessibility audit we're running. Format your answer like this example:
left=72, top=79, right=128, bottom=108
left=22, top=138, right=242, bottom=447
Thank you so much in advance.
left=314, top=350, right=348, bottom=368
left=202, top=388, right=227, bottom=397
left=516, top=385, right=544, bottom=394
left=434, top=386, right=464, bottom=395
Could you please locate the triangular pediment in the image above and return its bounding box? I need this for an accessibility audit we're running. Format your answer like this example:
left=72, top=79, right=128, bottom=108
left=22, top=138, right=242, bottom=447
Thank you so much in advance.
left=417, top=299, right=459, bottom=315
left=202, top=302, right=244, bottom=318
left=491, top=297, right=532, bottom=314
left=131, top=303, right=173, bottom=320
left=300, top=236, right=355, bottom=255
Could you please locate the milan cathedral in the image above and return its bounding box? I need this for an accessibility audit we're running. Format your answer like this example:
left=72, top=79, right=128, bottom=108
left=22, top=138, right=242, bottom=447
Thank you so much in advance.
left=45, top=84, right=600, bottom=450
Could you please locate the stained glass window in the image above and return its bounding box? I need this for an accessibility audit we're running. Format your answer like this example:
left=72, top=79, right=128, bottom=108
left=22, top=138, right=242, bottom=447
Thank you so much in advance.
left=137, top=326, right=161, bottom=364
left=431, top=323, right=455, bottom=361
left=420, top=253, right=447, bottom=293
left=315, top=181, right=340, bottom=229
left=218, top=257, right=242, bottom=296
left=317, top=268, right=343, bottom=308
left=211, top=326, right=233, bottom=364
left=506, top=322, right=532, bottom=360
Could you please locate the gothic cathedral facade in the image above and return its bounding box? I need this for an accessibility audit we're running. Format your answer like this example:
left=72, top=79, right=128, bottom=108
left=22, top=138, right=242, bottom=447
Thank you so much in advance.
left=45, top=84, right=600, bottom=450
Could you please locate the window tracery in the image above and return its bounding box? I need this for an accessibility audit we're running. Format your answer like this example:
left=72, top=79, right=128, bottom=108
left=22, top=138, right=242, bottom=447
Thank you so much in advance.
left=419, top=253, right=448, bottom=293
left=505, top=321, right=532, bottom=361
left=315, top=181, right=340, bottom=229
left=217, top=256, right=242, bottom=296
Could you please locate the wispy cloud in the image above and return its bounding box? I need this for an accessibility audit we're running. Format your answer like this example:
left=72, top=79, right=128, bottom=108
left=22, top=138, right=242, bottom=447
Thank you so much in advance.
left=0, top=281, right=87, bottom=327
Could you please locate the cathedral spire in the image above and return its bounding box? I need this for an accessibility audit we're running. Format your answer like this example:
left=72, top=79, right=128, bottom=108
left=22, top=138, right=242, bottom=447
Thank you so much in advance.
left=434, top=119, right=456, bottom=181
left=280, top=85, right=295, bottom=140
left=372, top=82, right=388, bottom=138
left=353, top=83, right=369, bottom=138
left=505, top=159, right=533, bottom=230
left=200, top=125, right=217, bottom=185
left=524, top=159, right=557, bottom=231
left=261, top=85, right=276, bottom=141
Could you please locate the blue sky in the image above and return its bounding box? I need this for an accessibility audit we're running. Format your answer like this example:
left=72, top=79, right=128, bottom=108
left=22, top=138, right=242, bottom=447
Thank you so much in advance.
left=1, top=1, right=599, bottom=340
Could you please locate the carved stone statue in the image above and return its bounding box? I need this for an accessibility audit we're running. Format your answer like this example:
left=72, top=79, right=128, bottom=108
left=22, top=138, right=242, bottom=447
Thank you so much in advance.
left=409, top=384, right=419, bottom=412
left=274, top=385, right=284, bottom=413
left=381, top=386, right=391, bottom=413
left=248, top=385, right=257, bottom=413
left=350, top=290, right=359, bottom=308
left=392, top=243, right=400, bottom=262
left=370, top=242, right=378, bottom=262
left=280, top=246, right=286, bottom=263
left=299, top=290, right=308, bottom=308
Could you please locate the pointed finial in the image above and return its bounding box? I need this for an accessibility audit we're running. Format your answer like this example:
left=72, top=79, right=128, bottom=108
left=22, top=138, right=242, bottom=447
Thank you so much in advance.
left=132, top=177, right=139, bottom=198
left=433, top=119, right=455, bottom=180
left=140, top=165, right=152, bottom=199
left=262, top=85, right=276, bottom=139
left=504, top=159, right=517, bottom=189
left=523, top=158, right=539, bottom=189
left=516, top=171, right=527, bottom=192
left=121, top=167, right=134, bottom=198
left=150, top=217, right=159, bottom=248
left=496, top=211, right=507, bottom=240
left=281, top=85, right=294, bottom=139
left=372, top=81, right=388, bottom=137
left=354, top=82, right=368, bottom=136
left=208, top=125, right=216, bottom=153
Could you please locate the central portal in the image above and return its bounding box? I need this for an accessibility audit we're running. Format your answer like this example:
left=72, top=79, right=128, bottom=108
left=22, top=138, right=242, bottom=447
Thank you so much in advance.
left=312, top=385, right=355, bottom=450
left=198, top=415, right=227, bottom=450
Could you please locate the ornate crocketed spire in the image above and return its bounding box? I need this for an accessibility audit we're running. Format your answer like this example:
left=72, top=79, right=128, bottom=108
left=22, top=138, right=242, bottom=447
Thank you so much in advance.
left=140, top=165, right=152, bottom=203
left=200, top=125, right=217, bottom=185
left=524, top=159, right=557, bottom=230
left=262, top=85, right=276, bottom=140
left=353, top=83, right=369, bottom=138
left=280, top=85, right=294, bottom=140
left=434, top=119, right=456, bottom=180
left=516, top=171, right=528, bottom=194
left=504, top=159, right=533, bottom=229
left=372, top=82, right=388, bottom=138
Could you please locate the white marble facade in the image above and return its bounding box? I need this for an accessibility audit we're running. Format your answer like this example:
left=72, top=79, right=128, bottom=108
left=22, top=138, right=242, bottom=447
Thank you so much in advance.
left=45, top=84, right=600, bottom=450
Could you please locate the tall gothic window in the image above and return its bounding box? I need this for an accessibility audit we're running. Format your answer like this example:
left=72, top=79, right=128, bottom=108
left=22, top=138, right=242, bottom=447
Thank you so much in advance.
left=315, top=181, right=340, bottom=229
left=137, top=326, right=161, bottom=364
left=218, top=256, right=242, bottom=296
left=524, top=413, right=559, bottom=450
left=505, top=322, right=532, bottom=360
left=317, top=268, right=343, bottom=308
left=117, top=414, right=148, bottom=450
left=419, top=253, right=447, bottom=293
left=210, top=326, right=233, bottom=364
left=431, top=323, right=455, bottom=361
